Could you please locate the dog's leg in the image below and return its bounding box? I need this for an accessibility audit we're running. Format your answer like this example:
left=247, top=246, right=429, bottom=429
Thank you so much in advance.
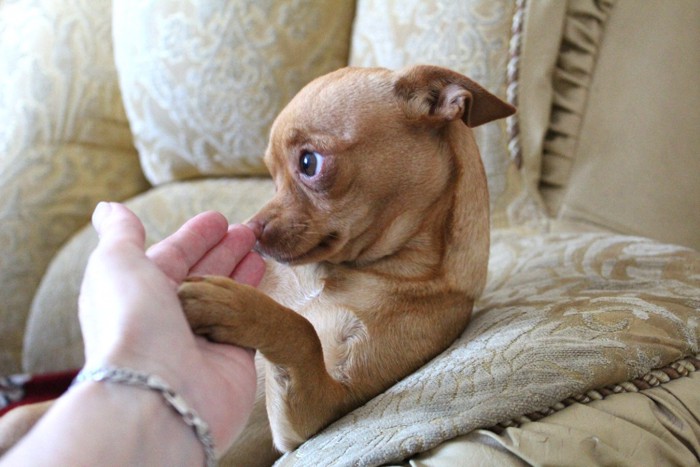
left=179, top=276, right=355, bottom=452
left=0, top=400, right=54, bottom=455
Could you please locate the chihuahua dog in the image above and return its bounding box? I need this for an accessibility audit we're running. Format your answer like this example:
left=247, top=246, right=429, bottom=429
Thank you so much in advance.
left=0, top=65, right=514, bottom=465
left=179, top=65, right=514, bottom=465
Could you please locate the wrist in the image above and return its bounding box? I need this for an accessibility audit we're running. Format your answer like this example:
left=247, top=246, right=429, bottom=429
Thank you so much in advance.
left=74, top=367, right=214, bottom=466
left=2, top=376, right=206, bottom=467
left=81, top=379, right=206, bottom=465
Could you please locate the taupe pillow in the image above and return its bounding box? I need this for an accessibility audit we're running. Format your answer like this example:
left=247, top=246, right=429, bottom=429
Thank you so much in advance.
left=549, top=0, right=700, bottom=251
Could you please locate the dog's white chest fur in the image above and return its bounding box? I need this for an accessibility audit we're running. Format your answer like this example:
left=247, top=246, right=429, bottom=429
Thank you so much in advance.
left=259, top=261, right=323, bottom=310
left=260, top=261, right=367, bottom=382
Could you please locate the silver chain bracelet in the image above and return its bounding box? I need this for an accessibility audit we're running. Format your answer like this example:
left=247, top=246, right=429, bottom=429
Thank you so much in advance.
left=74, top=366, right=216, bottom=467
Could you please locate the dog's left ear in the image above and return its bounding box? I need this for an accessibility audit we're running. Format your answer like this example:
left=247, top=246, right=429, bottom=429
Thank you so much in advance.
left=394, top=65, right=516, bottom=128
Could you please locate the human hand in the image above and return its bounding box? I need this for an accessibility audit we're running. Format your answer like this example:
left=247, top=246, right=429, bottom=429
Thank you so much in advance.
left=78, top=202, right=264, bottom=454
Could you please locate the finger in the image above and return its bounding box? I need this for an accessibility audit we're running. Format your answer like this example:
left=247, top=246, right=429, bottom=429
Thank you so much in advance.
left=146, top=211, right=229, bottom=283
left=92, top=202, right=146, bottom=251
left=189, top=224, right=258, bottom=277
left=230, top=251, right=266, bottom=287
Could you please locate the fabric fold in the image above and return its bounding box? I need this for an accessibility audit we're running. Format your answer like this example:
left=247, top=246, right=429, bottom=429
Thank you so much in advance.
left=539, top=0, right=616, bottom=215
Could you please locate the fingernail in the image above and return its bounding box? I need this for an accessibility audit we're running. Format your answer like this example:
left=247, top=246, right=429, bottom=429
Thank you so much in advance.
left=92, top=201, right=112, bottom=232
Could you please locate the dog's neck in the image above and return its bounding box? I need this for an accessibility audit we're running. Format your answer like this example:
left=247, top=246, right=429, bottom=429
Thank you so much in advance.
left=323, top=122, right=490, bottom=300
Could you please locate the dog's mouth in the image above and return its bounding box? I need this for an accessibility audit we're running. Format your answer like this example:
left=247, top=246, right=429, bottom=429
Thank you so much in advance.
left=257, top=231, right=342, bottom=265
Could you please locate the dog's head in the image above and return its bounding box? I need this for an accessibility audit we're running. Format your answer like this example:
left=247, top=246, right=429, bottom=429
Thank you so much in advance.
left=249, top=65, right=514, bottom=266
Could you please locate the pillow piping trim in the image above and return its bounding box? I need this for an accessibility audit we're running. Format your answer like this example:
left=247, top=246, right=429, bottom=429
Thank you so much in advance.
left=489, top=353, right=700, bottom=433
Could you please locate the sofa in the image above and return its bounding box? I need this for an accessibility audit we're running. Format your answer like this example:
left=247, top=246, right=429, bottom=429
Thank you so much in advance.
left=1, top=0, right=699, bottom=465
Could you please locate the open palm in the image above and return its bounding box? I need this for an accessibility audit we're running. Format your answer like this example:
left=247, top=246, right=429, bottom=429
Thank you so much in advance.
left=79, top=202, right=265, bottom=454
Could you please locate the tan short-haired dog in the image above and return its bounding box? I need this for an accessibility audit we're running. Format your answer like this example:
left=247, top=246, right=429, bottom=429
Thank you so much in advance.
left=0, top=66, right=513, bottom=465
left=178, top=65, right=515, bottom=464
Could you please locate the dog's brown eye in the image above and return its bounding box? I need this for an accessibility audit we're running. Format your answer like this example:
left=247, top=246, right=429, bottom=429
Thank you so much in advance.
left=299, top=151, right=324, bottom=177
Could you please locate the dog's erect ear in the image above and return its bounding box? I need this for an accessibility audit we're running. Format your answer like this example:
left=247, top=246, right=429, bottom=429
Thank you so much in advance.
left=394, top=65, right=516, bottom=128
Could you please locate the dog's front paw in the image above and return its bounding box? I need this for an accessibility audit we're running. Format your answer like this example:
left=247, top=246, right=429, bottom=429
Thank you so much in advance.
left=178, top=275, right=262, bottom=347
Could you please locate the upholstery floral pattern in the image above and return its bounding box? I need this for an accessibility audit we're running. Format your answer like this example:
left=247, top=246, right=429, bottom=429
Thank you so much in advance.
left=113, top=0, right=355, bottom=185
left=349, top=0, right=546, bottom=228
left=0, top=0, right=148, bottom=374
left=276, top=231, right=700, bottom=466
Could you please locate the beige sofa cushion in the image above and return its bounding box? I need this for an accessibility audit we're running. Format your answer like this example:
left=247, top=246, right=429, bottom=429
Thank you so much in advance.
left=24, top=178, right=275, bottom=372
left=0, top=0, right=148, bottom=374
left=557, top=0, right=700, bottom=251
left=350, top=0, right=548, bottom=228
left=113, top=0, right=355, bottom=185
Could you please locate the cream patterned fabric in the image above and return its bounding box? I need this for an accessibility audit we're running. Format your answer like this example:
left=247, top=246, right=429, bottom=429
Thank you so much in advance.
left=0, top=0, right=148, bottom=374
left=113, top=0, right=355, bottom=185
left=350, top=0, right=547, bottom=228
left=276, top=231, right=700, bottom=466
left=24, top=178, right=275, bottom=372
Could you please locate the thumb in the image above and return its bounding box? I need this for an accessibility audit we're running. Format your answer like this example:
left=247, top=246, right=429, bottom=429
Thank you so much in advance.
left=92, top=202, right=146, bottom=251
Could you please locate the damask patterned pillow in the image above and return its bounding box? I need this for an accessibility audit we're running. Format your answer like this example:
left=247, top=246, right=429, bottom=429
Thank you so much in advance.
left=113, top=0, right=356, bottom=185
left=350, top=0, right=547, bottom=228
left=0, top=0, right=148, bottom=374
